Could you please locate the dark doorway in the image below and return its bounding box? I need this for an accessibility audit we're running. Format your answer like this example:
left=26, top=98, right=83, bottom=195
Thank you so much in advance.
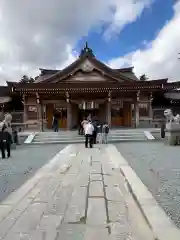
left=78, top=109, right=99, bottom=122
left=53, top=107, right=67, bottom=129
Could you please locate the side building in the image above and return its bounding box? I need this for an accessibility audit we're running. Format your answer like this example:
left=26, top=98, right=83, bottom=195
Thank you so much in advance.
left=1, top=44, right=180, bottom=131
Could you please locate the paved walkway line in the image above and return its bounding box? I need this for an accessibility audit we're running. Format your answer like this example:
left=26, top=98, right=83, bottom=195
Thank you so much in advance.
left=0, top=144, right=158, bottom=239
left=106, top=144, right=180, bottom=240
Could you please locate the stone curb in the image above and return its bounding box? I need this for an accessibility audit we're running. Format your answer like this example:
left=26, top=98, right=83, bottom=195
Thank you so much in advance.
left=106, top=144, right=180, bottom=240
left=144, top=131, right=155, bottom=140
left=24, top=132, right=37, bottom=144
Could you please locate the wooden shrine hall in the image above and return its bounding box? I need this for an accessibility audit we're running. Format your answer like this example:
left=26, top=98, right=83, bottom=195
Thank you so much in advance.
left=6, top=43, right=180, bottom=131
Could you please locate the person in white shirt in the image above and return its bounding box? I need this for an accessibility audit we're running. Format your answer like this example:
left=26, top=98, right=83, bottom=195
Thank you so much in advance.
left=81, top=118, right=88, bottom=135
left=84, top=121, right=94, bottom=148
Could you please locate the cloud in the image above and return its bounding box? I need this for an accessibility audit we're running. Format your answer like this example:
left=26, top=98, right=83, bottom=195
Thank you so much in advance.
left=0, top=0, right=151, bottom=83
left=103, top=0, right=152, bottom=39
left=109, top=1, right=180, bottom=81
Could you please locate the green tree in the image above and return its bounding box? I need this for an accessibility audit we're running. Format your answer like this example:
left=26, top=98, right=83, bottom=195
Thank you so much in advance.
left=20, top=75, right=35, bottom=83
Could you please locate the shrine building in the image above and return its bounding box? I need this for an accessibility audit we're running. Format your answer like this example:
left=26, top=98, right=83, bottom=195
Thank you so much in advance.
left=4, top=43, right=180, bottom=131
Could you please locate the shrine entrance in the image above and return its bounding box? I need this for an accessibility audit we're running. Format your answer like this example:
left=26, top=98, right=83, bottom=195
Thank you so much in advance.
left=78, top=101, right=104, bottom=123
left=78, top=109, right=99, bottom=121
left=54, top=107, right=67, bottom=129
left=46, top=103, right=67, bottom=129
left=111, top=102, right=132, bottom=127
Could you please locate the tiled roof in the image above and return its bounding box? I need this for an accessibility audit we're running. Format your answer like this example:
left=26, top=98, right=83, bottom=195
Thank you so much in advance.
left=35, top=46, right=139, bottom=83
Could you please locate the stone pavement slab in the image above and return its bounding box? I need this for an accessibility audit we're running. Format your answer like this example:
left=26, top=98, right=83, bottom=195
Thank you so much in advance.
left=0, top=144, right=156, bottom=240
left=0, top=144, right=65, bottom=203
left=63, top=186, right=87, bottom=223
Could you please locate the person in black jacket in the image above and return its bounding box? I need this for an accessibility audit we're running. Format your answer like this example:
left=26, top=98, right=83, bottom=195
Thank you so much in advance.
left=0, top=123, right=12, bottom=159
left=52, top=114, right=59, bottom=132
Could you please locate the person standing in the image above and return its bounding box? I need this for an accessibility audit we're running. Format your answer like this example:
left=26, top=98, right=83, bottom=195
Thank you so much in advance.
left=84, top=121, right=94, bottom=148
left=92, top=120, right=98, bottom=144
left=97, top=123, right=103, bottom=143
left=0, top=124, right=11, bottom=158
left=81, top=118, right=88, bottom=135
left=12, top=128, right=19, bottom=145
left=78, top=120, right=83, bottom=135
left=0, top=113, right=12, bottom=158
left=87, top=114, right=91, bottom=121
left=102, top=122, right=109, bottom=144
left=52, top=114, right=59, bottom=132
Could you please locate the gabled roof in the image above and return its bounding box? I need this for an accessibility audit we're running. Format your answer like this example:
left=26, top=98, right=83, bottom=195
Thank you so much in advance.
left=35, top=44, right=139, bottom=84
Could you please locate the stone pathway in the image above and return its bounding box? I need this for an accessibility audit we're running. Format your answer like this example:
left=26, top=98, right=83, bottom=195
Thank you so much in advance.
left=0, top=144, right=154, bottom=240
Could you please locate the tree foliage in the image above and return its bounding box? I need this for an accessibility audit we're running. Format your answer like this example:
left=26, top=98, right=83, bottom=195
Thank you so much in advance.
left=20, top=75, right=35, bottom=83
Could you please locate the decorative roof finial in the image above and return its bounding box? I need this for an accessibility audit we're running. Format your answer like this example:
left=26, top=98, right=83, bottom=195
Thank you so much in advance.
left=85, top=41, right=88, bottom=49
left=79, top=41, right=95, bottom=57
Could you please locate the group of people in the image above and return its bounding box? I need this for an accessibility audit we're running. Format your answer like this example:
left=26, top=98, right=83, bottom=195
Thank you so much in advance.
left=80, top=119, right=109, bottom=148
left=52, top=113, right=110, bottom=148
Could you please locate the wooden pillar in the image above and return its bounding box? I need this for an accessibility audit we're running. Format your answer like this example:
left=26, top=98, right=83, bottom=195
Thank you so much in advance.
left=23, top=95, right=28, bottom=129
left=135, top=91, right=140, bottom=128
left=67, top=103, right=72, bottom=130
left=46, top=103, right=52, bottom=129
left=106, top=91, right=111, bottom=126
left=66, top=92, right=72, bottom=130
left=36, top=93, right=43, bottom=131
left=149, top=92, right=153, bottom=122
left=37, top=104, right=41, bottom=131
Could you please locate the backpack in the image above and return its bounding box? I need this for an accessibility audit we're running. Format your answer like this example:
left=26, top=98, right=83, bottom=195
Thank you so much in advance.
left=104, top=125, right=109, bottom=134
left=0, top=122, right=6, bottom=132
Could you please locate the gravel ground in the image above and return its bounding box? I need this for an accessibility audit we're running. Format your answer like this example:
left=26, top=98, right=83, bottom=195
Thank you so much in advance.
left=115, top=142, right=180, bottom=228
left=0, top=144, right=66, bottom=202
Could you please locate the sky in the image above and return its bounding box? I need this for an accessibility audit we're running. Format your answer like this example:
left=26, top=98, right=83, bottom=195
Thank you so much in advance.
left=0, top=0, right=179, bottom=84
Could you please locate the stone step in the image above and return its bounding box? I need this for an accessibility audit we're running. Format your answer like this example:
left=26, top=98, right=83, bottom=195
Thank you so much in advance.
left=30, top=129, right=154, bottom=144
left=34, top=134, right=146, bottom=140
left=36, top=130, right=147, bottom=134
left=34, top=132, right=147, bottom=138
left=33, top=136, right=147, bottom=144
left=35, top=133, right=146, bottom=137
left=32, top=138, right=147, bottom=144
